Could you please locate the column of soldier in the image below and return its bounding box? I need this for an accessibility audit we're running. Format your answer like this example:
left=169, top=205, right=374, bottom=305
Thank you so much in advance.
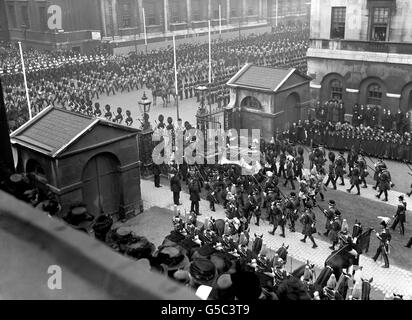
left=167, top=118, right=412, bottom=271
left=294, top=100, right=412, bottom=162
left=1, top=24, right=308, bottom=131
left=155, top=133, right=410, bottom=300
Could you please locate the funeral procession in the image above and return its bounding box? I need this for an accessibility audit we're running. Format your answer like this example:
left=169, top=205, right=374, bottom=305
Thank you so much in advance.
left=1, top=0, right=412, bottom=304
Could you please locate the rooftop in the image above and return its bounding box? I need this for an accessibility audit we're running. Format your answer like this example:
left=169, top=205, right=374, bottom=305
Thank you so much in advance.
left=227, top=64, right=311, bottom=92
left=10, top=107, right=139, bottom=158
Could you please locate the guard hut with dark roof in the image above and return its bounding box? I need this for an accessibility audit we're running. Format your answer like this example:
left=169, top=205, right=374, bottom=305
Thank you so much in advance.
left=226, top=64, right=312, bottom=139
left=10, top=107, right=142, bottom=217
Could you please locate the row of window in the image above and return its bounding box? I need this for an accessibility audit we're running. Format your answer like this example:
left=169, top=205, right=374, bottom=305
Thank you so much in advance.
left=329, top=79, right=383, bottom=106
left=331, top=6, right=390, bottom=41
left=6, top=2, right=49, bottom=31
left=118, top=0, right=259, bottom=28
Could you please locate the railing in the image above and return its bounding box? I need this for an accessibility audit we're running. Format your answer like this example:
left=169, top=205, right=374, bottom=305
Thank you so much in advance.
left=8, top=29, right=96, bottom=43
left=310, top=38, right=412, bottom=55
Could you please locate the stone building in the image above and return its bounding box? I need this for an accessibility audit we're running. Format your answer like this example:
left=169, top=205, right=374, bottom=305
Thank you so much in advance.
left=10, top=106, right=142, bottom=217
left=0, top=0, right=309, bottom=51
left=308, top=0, right=412, bottom=117
left=226, top=64, right=311, bottom=140
left=1, top=0, right=102, bottom=51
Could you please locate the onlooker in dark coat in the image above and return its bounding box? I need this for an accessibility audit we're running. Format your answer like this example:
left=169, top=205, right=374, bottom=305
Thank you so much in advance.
left=170, top=173, right=182, bottom=206
left=189, top=177, right=201, bottom=215
left=153, top=164, right=161, bottom=188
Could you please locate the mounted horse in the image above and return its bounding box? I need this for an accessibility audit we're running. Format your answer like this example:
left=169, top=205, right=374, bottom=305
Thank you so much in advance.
left=324, top=227, right=374, bottom=278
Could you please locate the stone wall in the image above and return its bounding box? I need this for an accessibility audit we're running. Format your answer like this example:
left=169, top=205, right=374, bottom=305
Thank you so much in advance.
left=0, top=190, right=196, bottom=299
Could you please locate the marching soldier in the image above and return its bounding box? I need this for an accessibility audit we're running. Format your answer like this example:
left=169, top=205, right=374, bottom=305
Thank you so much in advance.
left=328, top=216, right=342, bottom=250
left=373, top=219, right=392, bottom=268
left=285, top=192, right=300, bottom=232
left=347, top=147, right=356, bottom=177
left=325, top=151, right=337, bottom=190
left=391, top=195, right=406, bottom=235
left=346, top=163, right=361, bottom=195
left=334, top=151, right=346, bottom=186
left=278, top=151, right=287, bottom=179
left=300, top=204, right=318, bottom=249
left=376, top=168, right=392, bottom=202
left=372, top=158, right=387, bottom=190
left=268, top=201, right=286, bottom=238
left=322, top=200, right=339, bottom=237
left=244, top=192, right=260, bottom=225
left=357, top=155, right=369, bottom=188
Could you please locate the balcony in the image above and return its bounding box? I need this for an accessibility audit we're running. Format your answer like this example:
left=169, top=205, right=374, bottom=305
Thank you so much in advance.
left=310, top=38, right=412, bottom=55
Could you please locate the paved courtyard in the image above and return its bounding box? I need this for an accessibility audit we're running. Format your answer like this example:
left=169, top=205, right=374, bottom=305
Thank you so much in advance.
left=127, top=178, right=411, bottom=298
left=98, top=90, right=412, bottom=194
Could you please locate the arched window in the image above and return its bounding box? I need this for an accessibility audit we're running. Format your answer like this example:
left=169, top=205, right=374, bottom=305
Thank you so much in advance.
left=367, top=83, right=382, bottom=106
left=330, top=79, right=343, bottom=100
left=240, top=96, right=262, bottom=109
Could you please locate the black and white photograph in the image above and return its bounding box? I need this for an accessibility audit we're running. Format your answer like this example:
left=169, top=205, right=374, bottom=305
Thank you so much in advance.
left=0, top=0, right=412, bottom=306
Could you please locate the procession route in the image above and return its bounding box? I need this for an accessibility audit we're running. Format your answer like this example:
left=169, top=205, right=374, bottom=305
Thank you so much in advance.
left=139, top=179, right=412, bottom=298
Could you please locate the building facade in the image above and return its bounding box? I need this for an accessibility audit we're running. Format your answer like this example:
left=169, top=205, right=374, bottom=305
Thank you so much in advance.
left=226, top=64, right=311, bottom=139
left=0, top=0, right=309, bottom=51
left=1, top=0, right=102, bottom=51
left=307, top=0, right=412, bottom=115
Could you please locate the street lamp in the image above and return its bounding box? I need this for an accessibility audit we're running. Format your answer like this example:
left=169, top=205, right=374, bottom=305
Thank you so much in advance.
left=138, top=92, right=152, bottom=130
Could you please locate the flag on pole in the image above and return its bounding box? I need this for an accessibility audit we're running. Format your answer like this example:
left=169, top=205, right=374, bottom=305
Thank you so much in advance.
left=18, top=42, right=32, bottom=120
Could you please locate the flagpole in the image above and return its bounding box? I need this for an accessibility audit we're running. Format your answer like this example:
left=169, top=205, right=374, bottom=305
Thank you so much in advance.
left=219, top=5, right=222, bottom=36
left=208, top=20, right=212, bottom=114
left=275, top=0, right=279, bottom=28
left=173, top=35, right=180, bottom=120
left=208, top=20, right=211, bottom=84
left=142, top=7, right=147, bottom=54
left=18, top=41, right=32, bottom=120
